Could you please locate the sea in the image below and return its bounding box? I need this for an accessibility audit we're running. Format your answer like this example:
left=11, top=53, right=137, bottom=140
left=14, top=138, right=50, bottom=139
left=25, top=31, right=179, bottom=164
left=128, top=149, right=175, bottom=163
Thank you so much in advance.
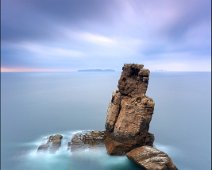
left=1, top=71, right=211, bottom=170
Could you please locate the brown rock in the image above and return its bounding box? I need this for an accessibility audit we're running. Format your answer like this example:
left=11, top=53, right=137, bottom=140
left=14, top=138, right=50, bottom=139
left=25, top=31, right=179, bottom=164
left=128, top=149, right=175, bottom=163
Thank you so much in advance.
left=118, top=64, right=149, bottom=96
left=105, top=64, right=155, bottom=155
left=104, top=132, right=154, bottom=155
left=48, top=134, right=63, bottom=152
left=105, top=91, right=121, bottom=132
left=69, top=131, right=105, bottom=151
left=37, top=134, right=63, bottom=153
left=127, top=146, right=178, bottom=170
left=113, top=96, right=154, bottom=137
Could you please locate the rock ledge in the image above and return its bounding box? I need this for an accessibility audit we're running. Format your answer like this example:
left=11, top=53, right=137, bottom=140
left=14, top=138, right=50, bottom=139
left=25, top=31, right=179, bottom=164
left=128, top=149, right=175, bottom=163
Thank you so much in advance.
left=127, top=146, right=178, bottom=170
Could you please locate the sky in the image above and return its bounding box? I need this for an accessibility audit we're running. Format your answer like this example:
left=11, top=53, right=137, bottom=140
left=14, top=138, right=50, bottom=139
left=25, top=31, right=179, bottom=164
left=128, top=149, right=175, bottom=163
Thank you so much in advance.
left=1, top=0, right=211, bottom=72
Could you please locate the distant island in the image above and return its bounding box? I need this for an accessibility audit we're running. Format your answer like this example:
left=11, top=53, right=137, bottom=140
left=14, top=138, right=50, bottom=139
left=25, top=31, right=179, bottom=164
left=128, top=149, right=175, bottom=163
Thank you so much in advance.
left=78, top=69, right=115, bottom=72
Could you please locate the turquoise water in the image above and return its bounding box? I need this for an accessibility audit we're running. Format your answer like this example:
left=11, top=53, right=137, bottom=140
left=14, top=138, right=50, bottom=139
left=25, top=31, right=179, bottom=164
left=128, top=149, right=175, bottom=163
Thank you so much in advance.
left=1, top=72, right=211, bottom=170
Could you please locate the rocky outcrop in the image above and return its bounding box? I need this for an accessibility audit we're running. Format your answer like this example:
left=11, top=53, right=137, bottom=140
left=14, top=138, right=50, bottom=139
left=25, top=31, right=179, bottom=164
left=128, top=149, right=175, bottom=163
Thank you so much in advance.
left=105, top=64, right=155, bottom=155
left=37, top=134, right=63, bottom=153
left=127, top=146, right=178, bottom=170
left=104, top=64, right=177, bottom=169
left=69, top=131, right=105, bottom=151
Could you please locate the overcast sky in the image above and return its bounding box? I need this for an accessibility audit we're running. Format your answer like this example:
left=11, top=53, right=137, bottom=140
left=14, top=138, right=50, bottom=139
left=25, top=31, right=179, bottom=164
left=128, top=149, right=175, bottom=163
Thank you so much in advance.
left=1, top=0, right=211, bottom=72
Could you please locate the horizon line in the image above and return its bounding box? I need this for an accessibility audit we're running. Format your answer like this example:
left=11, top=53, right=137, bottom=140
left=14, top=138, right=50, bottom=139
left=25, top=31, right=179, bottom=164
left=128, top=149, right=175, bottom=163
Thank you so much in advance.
left=1, top=67, right=211, bottom=73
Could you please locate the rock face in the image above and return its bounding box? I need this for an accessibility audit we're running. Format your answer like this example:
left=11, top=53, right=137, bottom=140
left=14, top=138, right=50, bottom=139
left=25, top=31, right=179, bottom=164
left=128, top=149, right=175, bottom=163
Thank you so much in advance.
left=127, top=146, right=178, bottom=170
left=37, top=134, right=63, bottom=153
left=69, top=131, right=105, bottom=151
left=105, top=64, right=155, bottom=155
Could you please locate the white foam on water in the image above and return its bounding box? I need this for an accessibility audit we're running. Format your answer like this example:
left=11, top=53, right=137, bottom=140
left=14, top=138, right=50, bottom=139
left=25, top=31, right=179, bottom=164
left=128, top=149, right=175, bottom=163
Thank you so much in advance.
left=19, top=130, right=141, bottom=170
left=70, top=145, right=132, bottom=169
left=24, top=132, right=183, bottom=161
left=25, top=130, right=96, bottom=158
left=25, top=131, right=73, bottom=159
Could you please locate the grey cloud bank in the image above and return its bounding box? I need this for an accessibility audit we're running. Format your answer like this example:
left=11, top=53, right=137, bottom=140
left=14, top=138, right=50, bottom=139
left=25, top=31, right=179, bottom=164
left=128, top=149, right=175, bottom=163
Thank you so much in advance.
left=1, top=0, right=211, bottom=71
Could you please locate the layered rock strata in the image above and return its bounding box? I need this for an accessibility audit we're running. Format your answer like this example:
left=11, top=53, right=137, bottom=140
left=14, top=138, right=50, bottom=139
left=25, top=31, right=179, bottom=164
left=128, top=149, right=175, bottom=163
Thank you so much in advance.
left=127, top=146, right=178, bottom=170
left=37, top=134, right=63, bottom=153
left=105, top=64, right=155, bottom=155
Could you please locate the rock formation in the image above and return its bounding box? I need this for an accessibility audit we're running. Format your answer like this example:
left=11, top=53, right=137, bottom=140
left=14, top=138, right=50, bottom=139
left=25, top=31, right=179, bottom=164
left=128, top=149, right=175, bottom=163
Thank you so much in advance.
left=36, top=63, right=178, bottom=170
left=104, top=64, right=178, bottom=169
left=37, top=134, right=63, bottom=153
left=105, top=64, right=155, bottom=155
left=127, top=146, right=178, bottom=170
left=68, top=131, right=105, bottom=151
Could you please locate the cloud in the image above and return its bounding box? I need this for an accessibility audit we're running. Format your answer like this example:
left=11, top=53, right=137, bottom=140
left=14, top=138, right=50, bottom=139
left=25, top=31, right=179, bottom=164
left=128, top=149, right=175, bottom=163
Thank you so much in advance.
left=144, top=52, right=211, bottom=71
left=60, top=28, right=144, bottom=57
left=18, top=42, right=84, bottom=58
left=78, top=32, right=116, bottom=45
left=62, top=29, right=117, bottom=46
left=1, top=0, right=116, bottom=41
left=162, top=0, right=211, bottom=40
left=1, top=0, right=211, bottom=71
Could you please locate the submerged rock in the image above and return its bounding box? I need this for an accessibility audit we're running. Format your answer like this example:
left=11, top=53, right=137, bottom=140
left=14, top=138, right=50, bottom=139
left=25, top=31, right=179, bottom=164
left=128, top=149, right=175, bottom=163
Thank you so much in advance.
left=37, top=144, right=49, bottom=151
left=105, top=64, right=155, bottom=155
left=127, top=146, right=178, bottom=170
left=37, top=134, right=63, bottom=153
left=69, top=131, right=105, bottom=151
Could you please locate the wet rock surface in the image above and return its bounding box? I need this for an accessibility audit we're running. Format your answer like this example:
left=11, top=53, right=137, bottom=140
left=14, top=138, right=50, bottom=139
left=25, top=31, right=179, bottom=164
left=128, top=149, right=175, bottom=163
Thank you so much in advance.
left=105, top=64, right=155, bottom=155
left=37, top=134, right=63, bottom=153
left=127, top=146, right=178, bottom=170
left=68, top=131, right=105, bottom=151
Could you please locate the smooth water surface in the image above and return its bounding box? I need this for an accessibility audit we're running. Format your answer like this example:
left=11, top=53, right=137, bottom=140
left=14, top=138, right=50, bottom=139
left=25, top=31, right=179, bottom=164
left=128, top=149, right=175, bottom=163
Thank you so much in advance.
left=1, top=72, right=211, bottom=170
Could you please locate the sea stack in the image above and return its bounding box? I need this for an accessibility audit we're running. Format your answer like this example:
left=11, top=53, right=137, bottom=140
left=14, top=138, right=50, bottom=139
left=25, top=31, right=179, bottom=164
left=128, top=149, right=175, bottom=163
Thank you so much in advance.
left=105, top=64, right=155, bottom=155
left=104, top=64, right=177, bottom=170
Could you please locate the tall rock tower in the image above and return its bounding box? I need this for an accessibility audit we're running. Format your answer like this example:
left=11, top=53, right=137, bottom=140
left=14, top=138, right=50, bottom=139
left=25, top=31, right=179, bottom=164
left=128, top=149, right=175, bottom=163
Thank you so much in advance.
left=105, top=64, right=155, bottom=155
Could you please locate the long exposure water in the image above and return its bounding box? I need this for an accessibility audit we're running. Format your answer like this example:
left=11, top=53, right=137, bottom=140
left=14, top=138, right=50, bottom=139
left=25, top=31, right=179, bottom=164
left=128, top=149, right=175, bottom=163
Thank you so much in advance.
left=1, top=72, right=211, bottom=170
